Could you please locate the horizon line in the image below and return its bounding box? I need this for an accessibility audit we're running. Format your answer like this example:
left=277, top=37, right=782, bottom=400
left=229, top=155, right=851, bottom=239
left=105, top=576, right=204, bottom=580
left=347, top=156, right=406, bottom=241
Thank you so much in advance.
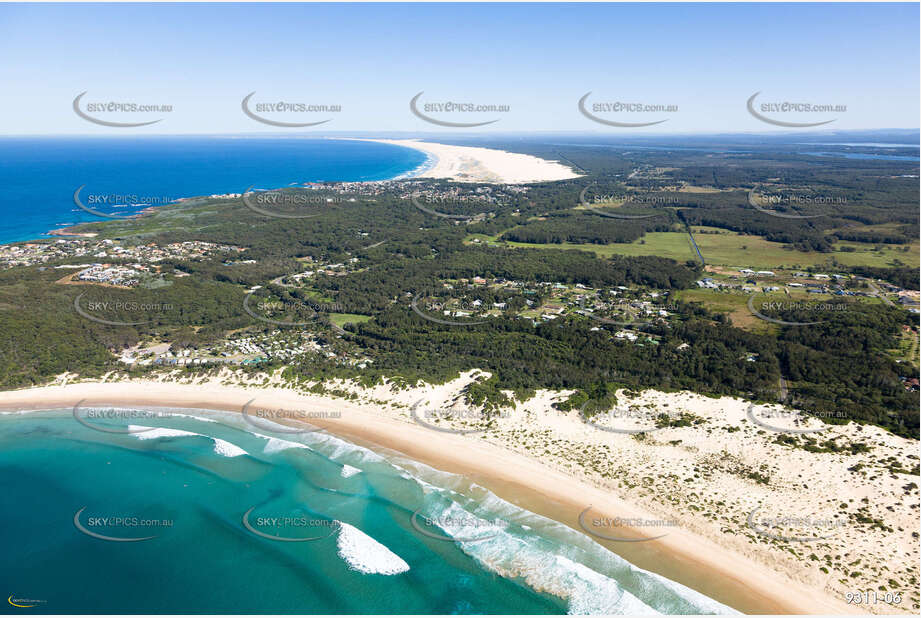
left=1, top=129, right=919, bottom=139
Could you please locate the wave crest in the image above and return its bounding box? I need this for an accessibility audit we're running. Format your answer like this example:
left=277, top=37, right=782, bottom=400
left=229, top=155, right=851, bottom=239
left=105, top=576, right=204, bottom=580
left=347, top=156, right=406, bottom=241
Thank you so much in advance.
left=336, top=522, right=409, bottom=575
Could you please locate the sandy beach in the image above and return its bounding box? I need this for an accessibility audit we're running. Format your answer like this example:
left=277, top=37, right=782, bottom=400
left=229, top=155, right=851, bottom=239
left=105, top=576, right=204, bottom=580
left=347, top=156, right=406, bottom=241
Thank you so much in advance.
left=354, top=138, right=581, bottom=184
left=3, top=370, right=908, bottom=615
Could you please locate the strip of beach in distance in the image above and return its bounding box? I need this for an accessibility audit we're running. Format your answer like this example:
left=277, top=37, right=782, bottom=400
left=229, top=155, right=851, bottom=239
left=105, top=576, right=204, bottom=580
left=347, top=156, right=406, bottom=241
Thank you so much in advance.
left=1, top=376, right=879, bottom=615
left=361, top=138, right=584, bottom=184
left=0, top=137, right=578, bottom=244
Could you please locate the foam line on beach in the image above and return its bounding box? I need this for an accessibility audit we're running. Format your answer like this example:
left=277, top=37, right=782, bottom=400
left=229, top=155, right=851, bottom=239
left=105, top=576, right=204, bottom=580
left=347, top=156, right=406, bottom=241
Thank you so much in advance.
left=385, top=452, right=737, bottom=615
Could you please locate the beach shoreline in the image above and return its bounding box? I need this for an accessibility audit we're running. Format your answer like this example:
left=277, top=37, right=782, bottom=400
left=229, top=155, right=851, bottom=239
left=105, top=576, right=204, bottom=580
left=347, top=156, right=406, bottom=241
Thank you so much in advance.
left=345, top=138, right=582, bottom=184
left=0, top=380, right=862, bottom=615
left=25, top=137, right=575, bottom=244
left=11, top=137, right=579, bottom=244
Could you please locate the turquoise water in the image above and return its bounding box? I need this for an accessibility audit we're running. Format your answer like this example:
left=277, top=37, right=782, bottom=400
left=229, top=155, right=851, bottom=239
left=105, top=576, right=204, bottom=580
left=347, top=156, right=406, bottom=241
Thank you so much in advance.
left=0, top=137, right=428, bottom=245
left=0, top=409, right=735, bottom=614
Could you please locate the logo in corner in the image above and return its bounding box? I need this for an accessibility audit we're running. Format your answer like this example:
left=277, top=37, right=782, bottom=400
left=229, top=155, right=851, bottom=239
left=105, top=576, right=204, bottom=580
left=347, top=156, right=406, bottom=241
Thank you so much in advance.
left=8, top=596, right=47, bottom=609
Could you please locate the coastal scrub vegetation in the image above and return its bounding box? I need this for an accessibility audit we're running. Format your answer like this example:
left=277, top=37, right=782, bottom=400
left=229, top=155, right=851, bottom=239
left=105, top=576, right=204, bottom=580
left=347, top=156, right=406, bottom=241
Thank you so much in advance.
left=0, top=140, right=917, bottom=440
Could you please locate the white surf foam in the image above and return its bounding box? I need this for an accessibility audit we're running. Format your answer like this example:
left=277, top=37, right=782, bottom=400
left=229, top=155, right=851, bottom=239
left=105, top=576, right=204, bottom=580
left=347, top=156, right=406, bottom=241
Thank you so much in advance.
left=259, top=434, right=311, bottom=454
left=212, top=437, right=246, bottom=457
left=167, top=411, right=218, bottom=423
left=556, top=555, right=661, bottom=615
left=341, top=464, right=361, bottom=478
left=129, top=425, right=248, bottom=457
left=410, top=476, right=737, bottom=615
left=336, top=522, right=409, bottom=575
left=306, top=431, right=386, bottom=465
left=643, top=567, right=740, bottom=615
left=130, top=426, right=197, bottom=439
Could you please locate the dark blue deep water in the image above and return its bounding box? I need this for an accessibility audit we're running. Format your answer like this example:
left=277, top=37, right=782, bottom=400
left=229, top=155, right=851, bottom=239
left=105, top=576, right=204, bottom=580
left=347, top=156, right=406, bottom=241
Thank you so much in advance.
left=0, top=137, right=428, bottom=244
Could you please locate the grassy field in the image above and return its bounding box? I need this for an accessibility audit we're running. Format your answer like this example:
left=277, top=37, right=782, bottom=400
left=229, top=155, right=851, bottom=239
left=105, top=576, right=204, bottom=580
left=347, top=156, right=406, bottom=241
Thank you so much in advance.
left=830, top=241, right=918, bottom=268
left=687, top=228, right=918, bottom=269
left=676, top=287, right=892, bottom=333
left=500, top=233, right=698, bottom=261
left=674, top=288, right=775, bottom=332
left=468, top=228, right=919, bottom=270
left=892, top=327, right=920, bottom=365
left=78, top=200, right=227, bottom=239
left=329, top=313, right=373, bottom=328
left=465, top=233, right=504, bottom=245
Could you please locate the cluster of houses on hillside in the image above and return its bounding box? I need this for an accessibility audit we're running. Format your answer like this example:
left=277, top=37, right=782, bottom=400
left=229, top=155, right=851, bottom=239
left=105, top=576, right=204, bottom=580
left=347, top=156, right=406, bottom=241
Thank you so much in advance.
left=695, top=268, right=918, bottom=309
left=426, top=276, right=677, bottom=331
left=74, top=264, right=144, bottom=287
left=1, top=238, right=245, bottom=270
left=282, top=180, right=528, bottom=207
left=118, top=330, right=344, bottom=368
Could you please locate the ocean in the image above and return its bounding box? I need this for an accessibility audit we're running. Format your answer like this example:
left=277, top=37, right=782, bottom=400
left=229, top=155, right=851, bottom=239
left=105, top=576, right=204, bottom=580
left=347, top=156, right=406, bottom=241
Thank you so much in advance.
left=0, top=137, right=429, bottom=245
left=0, top=408, right=736, bottom=614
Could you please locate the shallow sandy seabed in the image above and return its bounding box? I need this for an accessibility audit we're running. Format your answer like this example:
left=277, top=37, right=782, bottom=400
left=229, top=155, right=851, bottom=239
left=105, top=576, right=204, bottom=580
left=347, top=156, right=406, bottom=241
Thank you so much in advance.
left=5, top=369, right=917, bottom=614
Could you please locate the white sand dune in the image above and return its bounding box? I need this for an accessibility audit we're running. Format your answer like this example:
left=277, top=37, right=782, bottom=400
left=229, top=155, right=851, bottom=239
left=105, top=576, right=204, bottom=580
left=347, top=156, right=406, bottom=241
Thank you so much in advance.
left=357, top=138, right=581, bottom=184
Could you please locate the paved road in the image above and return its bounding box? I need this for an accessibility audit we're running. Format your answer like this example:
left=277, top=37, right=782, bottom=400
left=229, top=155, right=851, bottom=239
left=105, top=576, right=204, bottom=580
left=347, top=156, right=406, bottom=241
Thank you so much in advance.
left=867, top=281, right=895, bottom=307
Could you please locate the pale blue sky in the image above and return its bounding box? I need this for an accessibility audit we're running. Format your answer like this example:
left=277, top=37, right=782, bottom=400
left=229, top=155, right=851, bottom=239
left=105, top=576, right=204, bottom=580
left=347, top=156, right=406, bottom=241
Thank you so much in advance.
left=0, top=2, right=917, bottom=134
